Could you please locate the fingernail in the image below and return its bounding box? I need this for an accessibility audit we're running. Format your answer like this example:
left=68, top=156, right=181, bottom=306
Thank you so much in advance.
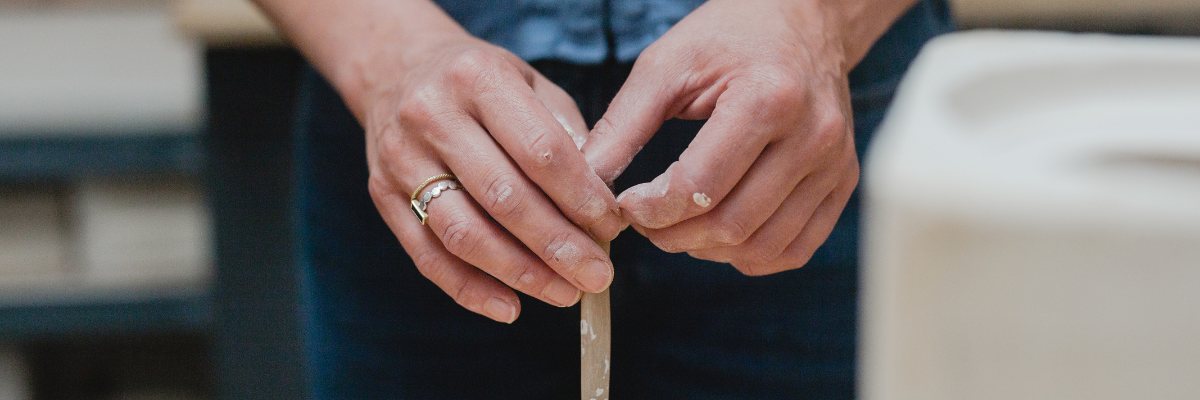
left=484, top=297, right=517, bottom=324
left=544, top=279, right=582, bottom=307
left=590, top=212, right=630, bottom=241
left=577, top=259, right=613, bottom=293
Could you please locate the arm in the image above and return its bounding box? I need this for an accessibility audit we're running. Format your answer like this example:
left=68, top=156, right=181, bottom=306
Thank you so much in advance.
left=252, top=0, right=627, bottom=322
left=583, top=0, right=920, bottom=275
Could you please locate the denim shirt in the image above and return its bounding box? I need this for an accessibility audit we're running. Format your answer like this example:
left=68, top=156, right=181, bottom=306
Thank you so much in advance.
left=434, top=0, right=708, bottom=63
left=432, top=0, right=955, bottom=268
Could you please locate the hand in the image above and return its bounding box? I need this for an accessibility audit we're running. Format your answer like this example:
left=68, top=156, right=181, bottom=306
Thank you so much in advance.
left=583, top=0, right=912, bottom=275
left=353, top=33, right=629, bottom=323
left=258, top=0, right=625, bottom=324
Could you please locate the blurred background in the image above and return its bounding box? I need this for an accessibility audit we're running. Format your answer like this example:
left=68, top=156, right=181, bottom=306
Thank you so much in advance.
left=0, top=0, right=1197, bottom=399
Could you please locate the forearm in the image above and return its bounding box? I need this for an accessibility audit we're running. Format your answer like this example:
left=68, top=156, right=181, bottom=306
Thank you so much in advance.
left=250, top=0, right=468, bottom=119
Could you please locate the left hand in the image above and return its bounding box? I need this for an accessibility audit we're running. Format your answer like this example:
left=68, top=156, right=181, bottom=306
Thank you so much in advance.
left=582, top=0, right=915, bottom=275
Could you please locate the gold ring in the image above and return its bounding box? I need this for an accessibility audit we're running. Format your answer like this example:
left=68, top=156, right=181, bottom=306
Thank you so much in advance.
left=410, top=173, right=461, bottom=225
left=411, top=173, right=455, bottom=201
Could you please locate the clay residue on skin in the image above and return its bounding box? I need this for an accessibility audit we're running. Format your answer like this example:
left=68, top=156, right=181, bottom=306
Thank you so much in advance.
left=579, top=189, right=610, bottom=222
left=693, top=192, right=711, bottom=207
left=554, top=113, right=586, bottom=150
left=618, top=170, right=669, bottom=209
left=517, top=272, right=537, bottom=287
left=630, top=170, right=670, bottom=199
left=618, top=164, right=688, bottom=228
left=552, top=242, right=582, bottom=269
left=495, top=185, right=513, bottom=204
left=602, top=145, right=641, bottom=183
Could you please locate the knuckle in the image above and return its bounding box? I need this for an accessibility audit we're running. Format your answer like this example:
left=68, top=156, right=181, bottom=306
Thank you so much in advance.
left=729, top=260, right=758, bottom=276
left=710, top=216, right=753, bottom=246
left=688, top=249, right=731, bottom=264
left=634, top=41, right=684, bottom=76
left=591, top=117, right=617, bottom=138
left=844, top=160, right=862, bottom=188
left=410, top=249, right=472, bottom=304
left=445, top=47, right=498, bottom=88
left=396, top=89, right=457, bottom=133
left=367, top=174, right=393, bottom=203
left=629, top=46, right=663, bottom=73
left=375, top=133, right=408, bottom=162
left=740, top=237, right=788, bottom=268
left=509, top=265, right=540, bottom=291
left=569, top=191, right=608, bottom=228
left=479, top=171, right=528, bottom=221
left=396, top=88, right=435, bottom=121
left=815, top=112, right=849, bottom=145
left=439, top=212, right=482, bottom=260
left=408, top=247, right=444, bottom=278
left=738, top=251, right=812, bottom=277
left=731, top=261, right=767, bottom=277
left=543, top=231, right=580, bottom=265
left=658, top=238, right=694, bottom=254
left=452, top=279, right=488, bottom=311
left=751, top=67, right=806, bottom=105
left=765, top=87, right=804, bottom=109
left=521, top=128, right=558, bottom=169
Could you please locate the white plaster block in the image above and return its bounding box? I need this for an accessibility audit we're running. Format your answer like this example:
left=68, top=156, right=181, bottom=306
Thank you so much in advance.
left=863, top=32, right=1200, bottom=400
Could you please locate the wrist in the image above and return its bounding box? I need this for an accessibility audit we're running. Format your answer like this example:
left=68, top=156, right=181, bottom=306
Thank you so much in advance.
left=253, top=0, right=470, bottom=120
left=820, top=0, right=922, bottom=67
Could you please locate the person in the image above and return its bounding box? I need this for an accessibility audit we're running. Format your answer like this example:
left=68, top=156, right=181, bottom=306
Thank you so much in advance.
left=251, top=0, right=953, bottom=398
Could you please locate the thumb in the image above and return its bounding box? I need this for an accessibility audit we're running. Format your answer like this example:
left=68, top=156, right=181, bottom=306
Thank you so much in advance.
left=581, top=65, right=674, bottom=184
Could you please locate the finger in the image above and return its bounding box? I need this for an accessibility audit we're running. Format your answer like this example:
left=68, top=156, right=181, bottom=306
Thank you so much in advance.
left=371, top=166, right=582, bottom=310
left=690, top=162, right=858, bottom=276
left=369, top=176, right=521, bottom=323
left=580, top=59, right=677, bottom=185
left=614, top=83, right=778, bottom=229
left=673, top=166, right=838, bottom=259
left=466, top=60, right=625, bottom=241
left=405, top=109, right=614, bottom=293
left=422, top=189, right=583, bottom=307
left=640, top=133, right=854, bottom=252
left=531, top=74, right=589, bottom=150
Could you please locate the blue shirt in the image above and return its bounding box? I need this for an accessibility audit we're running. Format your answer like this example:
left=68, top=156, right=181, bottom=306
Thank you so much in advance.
left=434, top=0, right=707, bottom=63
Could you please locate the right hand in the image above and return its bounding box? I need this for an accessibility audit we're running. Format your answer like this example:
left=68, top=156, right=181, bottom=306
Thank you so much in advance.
left=360, top=35, right=625, bottom=323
